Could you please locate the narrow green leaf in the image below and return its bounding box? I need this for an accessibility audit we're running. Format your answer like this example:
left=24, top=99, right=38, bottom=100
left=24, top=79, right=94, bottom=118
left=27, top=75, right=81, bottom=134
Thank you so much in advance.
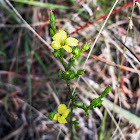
left=4, top=94, right=9, bottom=112
left=101, top=86, right=111, bottom=98
left=25, top=38, right=32, bottom=121
left=0, top=51, right=6, bottom=57
left=58, top=69, right=63, bottom=79
left=10, top=0, right=71, bottom=9
left=99, top=110, right=107, bottom=140
left=33, top=51, right=58, bottom=95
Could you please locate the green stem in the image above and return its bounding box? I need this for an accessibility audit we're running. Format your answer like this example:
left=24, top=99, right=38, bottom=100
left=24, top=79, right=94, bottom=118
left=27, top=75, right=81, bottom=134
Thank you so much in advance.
left=74, top=104, right=83, bottom=109
left=67, top=62, right=72, bottom=70
left=66, top=81, right=74, bottom=140
left=59, top=49, right=67, bottom=70
left=70, top=100, right=74, bottom=140
left=60, top=57, right=67, bottom=70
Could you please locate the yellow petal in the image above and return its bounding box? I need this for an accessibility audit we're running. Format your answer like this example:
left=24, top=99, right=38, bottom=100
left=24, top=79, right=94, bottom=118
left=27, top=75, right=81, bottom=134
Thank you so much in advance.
left=58, top=116, right=67, bottom=124
left=58, top=104, right=67, bottom=114
left=62, top=109, right=69, bottom=118
left=65, top=37, right=78, bottom=46
left=53, top=113, right=60, bottom=121
left=63, top=45, right=72, bottom=53
left=52, top=30, right=67, bottom=42
left=51, top=41, right=61, bottom=50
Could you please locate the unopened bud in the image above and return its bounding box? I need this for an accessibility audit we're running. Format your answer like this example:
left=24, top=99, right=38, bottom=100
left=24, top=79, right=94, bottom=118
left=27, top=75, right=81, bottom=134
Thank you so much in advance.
left=48, top=112, right=55, bottom=119
left=72, top=46, right=80, bottom=56
left=83, top=103, right=87, bottom=109
left=82, top=42, right=90, bottom=51
left=50, top=10, right=55, bottom=23
left=50, top=28, right=55, bottom=37
left=77, top=69, right=85, bottom=75
left=52, top=50, right=61, bottom=58
left=51, top=23, right=56, bottom=32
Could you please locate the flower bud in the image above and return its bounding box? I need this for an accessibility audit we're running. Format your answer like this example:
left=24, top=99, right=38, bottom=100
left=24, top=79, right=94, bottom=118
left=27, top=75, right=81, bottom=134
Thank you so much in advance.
left=63, top=70, right=75, bottom=80
left=50, top=28, right=55, bottom=37
left=52, top=50, right=61, bottom=58
left=72, top=46, right=80, bottom=56
left=48, top=112, right=55, bottom=119
left=69, top=71, right=75, bottom=79
left=50, top=11, right=55, bottom=23
left=82, top=42, right=90, bottom=51
left=51, top=23, right=56, bottom=32
left=83, top=103, right=87, bottom=109
left=77, top=69, right=85, bottom=75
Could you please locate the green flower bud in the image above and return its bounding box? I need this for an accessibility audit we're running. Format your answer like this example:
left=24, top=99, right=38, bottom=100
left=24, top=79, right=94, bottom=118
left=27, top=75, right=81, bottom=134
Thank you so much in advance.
left=63, top=71, right=69, bottom=80
left=82, top=42, right=90, bottom=51
left=51, top=23, right=56, bottom=32
left=48, top=112, right=55, bottom=119
left=50, top=11, right=55, bottom=23
left=69, top=58, right=75, bottom=66
left=63, top=70, right=75, bottom=80
left=83, top=103, right=87, bottom=109
left=77, top=69, right=85, bottom=75
left=52, top=50, right=61, bottom=58
left=50, top=28, right=55, bottom=37
left=69, top=71, right=75, bottom=79
left=72, top=46, right=80, bottom=56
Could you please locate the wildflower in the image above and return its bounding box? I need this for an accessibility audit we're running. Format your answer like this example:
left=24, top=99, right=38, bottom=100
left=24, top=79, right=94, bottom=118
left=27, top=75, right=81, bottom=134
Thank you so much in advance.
left=53, top=104, right=69, bottom=124
left=51, top=30, right=78, bottom=53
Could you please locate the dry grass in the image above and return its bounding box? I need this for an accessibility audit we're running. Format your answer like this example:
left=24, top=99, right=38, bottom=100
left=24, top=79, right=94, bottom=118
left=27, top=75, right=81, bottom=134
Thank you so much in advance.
left=0, top=0, right=140, bottom=140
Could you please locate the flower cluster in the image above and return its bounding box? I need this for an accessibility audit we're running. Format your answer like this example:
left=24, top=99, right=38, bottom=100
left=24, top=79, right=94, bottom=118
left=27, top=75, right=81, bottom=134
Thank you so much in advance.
left=51, top=30, right=78, bottom=53
left=52, top=104, right=69, bottom=124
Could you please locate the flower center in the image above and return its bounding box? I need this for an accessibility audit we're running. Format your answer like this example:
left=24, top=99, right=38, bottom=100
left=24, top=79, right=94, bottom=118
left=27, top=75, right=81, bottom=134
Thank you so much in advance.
left=60, top=39, right=65, bottom=46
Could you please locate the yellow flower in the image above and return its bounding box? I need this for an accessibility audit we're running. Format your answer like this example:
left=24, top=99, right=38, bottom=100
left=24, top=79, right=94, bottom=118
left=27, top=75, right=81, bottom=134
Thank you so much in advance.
left=53, top=113, right=60, bottom=121
left=58, top=104, right=67, bottom=114
left=53, top=104, right=69, bottom=124
left=51, top=30, right=78, bottom=53
left=58, top=116, right=67, bottom=124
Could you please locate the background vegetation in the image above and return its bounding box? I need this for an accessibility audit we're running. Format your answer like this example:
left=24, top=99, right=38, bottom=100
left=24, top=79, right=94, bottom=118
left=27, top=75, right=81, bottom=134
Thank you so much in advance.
left=0, top=0, right=140, bottom=140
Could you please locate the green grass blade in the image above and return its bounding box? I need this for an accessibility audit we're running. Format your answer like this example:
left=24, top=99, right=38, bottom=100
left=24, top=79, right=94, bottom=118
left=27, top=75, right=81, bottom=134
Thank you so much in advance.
left=0, top=1, right=24, bottom=24
left=25, top=38, right=32, bottom=121
left=4, top=93, right=9, bottom=112
left=99, top=109, right=107, bottom=140
left=105, top=130, right=111, bottom=140
left=33, top=50, right=58, bottom=96
left=0, top=35, right=8, bottom=69
left=104, top=99, right=140, bottom=129
left=0, top=51, right=6, bottom=57
left=10, top=0, right=71, bottom=9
